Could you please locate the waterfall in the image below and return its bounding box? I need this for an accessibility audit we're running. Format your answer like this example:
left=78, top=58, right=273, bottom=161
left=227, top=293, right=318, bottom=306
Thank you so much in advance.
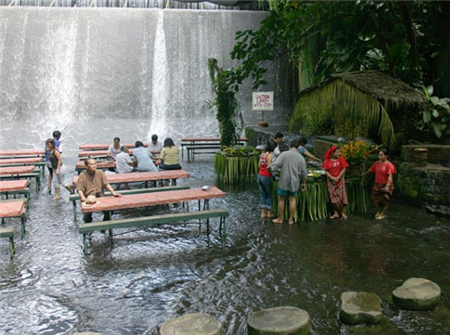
left=149, top=10, right=168, bottom=139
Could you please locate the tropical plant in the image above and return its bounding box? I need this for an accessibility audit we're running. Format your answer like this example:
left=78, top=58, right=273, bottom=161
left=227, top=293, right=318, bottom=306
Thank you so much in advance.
left=339, top=140, right=380, bottom=166
left=421, top=85, right=450, bottom=141
left=214, top=151, right=259, bottom=186
left=206, top=58, right=238, bottom=147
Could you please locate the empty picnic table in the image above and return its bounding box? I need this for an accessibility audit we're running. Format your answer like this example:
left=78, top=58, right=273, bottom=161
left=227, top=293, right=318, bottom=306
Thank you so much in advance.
left=0, top=199, right=27, bottom=238
left=79, top=143, right=147, bottom=151
left=181, top=137, right=249, bottom=161
left=0, top=157, right=45, bottom=176
left=72, top=169, right=190, bottom=187
left=0, top=149, right=45, bottom=158
left=0, top=166, right=40, bottom=192
left=0, top=180, right=30, bottom=201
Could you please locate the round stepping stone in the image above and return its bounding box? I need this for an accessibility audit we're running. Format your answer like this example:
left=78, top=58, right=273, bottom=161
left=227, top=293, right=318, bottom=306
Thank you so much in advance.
left=160, top=313, right=222, bottom=335
left=393, top=277, right=441, bottom=311
left=248, top=306, right=310, bottom=335
left=339, top=291, right=383, bottom=325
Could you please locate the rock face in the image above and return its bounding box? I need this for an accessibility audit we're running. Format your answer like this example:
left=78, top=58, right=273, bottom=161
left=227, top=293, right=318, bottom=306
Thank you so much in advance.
left=393, top=278, right=441, bottom=311
left=339, top=291, right=383, bottom=325
left=248, top=306, right=310, bottom=335
left=160, top=313, right=222, bottom=335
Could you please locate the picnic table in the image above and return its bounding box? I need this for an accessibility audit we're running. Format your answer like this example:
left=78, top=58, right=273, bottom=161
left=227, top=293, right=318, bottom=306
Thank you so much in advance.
left=72, top=169, right=190, bottom=187
left=0, top=166, right=41, bottom=192
left=78, top=149, right=136, bottom=159
left=0, top=199, right=27, bottom=238
left=0, top=149, right=45, bottom=158
left=75, top=160, right=116, bottom=174
left=181, top=137, right=248, bottom=161
left=79, top=143, right=147, bottom=151
left=0, top=180, right=30, bottom=202
left=0, top=157, right=46, bottom=176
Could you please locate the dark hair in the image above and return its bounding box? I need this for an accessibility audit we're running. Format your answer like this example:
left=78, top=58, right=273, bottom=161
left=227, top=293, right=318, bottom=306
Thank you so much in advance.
left=135, top=141, right=144, bottom=148
left=113, top=137, right=120, bottom=142
left=151, top=134, right=158, bottom=141
left=46, top=138, right=55, bottom=147
left=163, top=138, right=175, bottom=148
left=279, top=141, right=290, bottom=153
left=264, top=140, right=276, bottom=153
left=52, top=130, right=61, bottom=139
left=289, top=139, right=300, bottom=149
left=298, top=136, right=307, bottom=146
left=121, top=145, right=129, bottom=152
left=84, top=158, right=96, bottom=166
left=274, top=132, right=284, bottom=140
left=380, top=148, right=389, bottom=156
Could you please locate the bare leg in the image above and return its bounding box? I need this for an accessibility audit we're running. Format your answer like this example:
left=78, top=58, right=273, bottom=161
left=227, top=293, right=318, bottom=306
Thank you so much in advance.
left=260, top=208, right=266, bottom=218
left=272, top=195, right=285, bottom=224
left=376, top=204, right=389, bottom=219
left=330, top=203, right=340, bottom=219
left=288, top=195, right=296, bottom=225
left=52, top=187, right=60, bottom=200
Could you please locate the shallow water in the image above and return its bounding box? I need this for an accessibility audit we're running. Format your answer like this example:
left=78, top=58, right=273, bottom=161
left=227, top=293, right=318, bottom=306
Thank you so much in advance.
left=1, top=155, right=450, bottom=335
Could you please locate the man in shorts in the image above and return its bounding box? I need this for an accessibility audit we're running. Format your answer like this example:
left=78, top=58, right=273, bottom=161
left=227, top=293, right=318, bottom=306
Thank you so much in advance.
left=269, top=139, right=308, bottom=225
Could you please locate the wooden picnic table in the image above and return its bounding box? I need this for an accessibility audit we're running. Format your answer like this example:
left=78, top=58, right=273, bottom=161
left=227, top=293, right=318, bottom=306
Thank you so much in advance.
left=79, top=143, right=147, bottom=151
left=0, top=199, right=27, bottom=238
left=72, top=169, right=189, bottom=187
left=0, top=149, right=45, bottom=158
left=0, top=157, right=45, bottom=176
left=78, top=149, right=136, bottom=159
left=81, top=186, right=225, bottom=213
left=75, top=160, right=116, bottom=173
left=0, top=166, right=41, bottom=192
left=181, top=137, right=248, bottom=160
left=0, top=180, right=30, bottom=201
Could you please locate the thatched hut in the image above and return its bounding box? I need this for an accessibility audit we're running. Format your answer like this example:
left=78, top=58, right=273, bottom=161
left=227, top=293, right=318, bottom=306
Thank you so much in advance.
left=289, top=71, right=427, bottom=147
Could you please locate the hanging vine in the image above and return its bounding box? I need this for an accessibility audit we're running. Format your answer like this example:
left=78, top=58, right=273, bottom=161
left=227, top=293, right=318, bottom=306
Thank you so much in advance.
left=206, top=58, right=238, bottom=147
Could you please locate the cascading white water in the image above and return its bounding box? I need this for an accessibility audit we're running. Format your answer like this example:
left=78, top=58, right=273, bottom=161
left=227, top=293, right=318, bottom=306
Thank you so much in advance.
left=0, top=8, right=287, bottom=156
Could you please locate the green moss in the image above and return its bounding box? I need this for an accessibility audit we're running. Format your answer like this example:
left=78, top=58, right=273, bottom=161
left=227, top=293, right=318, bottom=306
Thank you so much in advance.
left=343, top=318, right=406, bottom=335
left=410, top=190, right=419, bottom=199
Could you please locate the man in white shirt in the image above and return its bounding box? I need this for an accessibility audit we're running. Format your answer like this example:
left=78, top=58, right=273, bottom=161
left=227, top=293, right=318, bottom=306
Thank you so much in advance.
left=148, top=134, right=163, bottom=158
left=116, top=146, right=135, bottom=174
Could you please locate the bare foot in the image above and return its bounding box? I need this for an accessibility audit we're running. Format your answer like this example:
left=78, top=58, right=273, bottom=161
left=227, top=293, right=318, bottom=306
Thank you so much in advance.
left=329, top=214, right=340, bottom=220
left=267, top=213, right=274, bottom=218
left=375, top=215, right=385, bottom=220
left=52, top=196, right=60, bottom=200
left=342, top=214, right=348, bottom=220
left=288, top=219, right=295, bottom=225
left=272, top=218, right=283, bottom=224
left=260, top=214, right=267, bottom=218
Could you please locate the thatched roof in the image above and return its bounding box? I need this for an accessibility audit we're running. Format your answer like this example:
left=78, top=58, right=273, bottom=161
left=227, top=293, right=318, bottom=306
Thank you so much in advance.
left=301, top=71, right=427, bottom=109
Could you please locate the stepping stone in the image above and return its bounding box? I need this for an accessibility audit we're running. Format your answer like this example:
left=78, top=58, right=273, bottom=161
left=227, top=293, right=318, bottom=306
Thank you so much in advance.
left=393, top=277, right=441, bottom=311
left=248, top=306, right=310, bottom=335
left=340, top=291, right=383, bottom=325
left=160, top=313, right=222, bottom=335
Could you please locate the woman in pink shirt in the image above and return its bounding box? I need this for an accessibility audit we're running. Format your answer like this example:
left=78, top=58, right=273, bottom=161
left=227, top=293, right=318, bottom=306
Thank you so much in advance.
left=322, top=146, right=349, bottom=220
left=363, top=148, right=396, bottom=220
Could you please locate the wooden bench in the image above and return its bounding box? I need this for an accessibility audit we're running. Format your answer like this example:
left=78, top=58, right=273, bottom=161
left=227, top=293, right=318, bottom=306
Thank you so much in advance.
left=185, top=145, right=222, bottom=161
left=79, top=208, right=229, bottom=253
left=0, top=199, right=27, bottom=238
left=0, top=226, right=15, bottom=260
left=0, top=180, right=31, bottom=203
left=0, top=172, right=41, bottom=193
left=69, top=185, right=191, bottom=220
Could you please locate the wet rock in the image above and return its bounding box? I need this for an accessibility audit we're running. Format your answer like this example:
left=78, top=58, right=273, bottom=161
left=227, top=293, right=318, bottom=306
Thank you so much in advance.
left=393, top=277, right=441, bottom=311
left=73, top=333, right=102, bottom=335
left=248, top=306, right=310, bottom=335
left=160, top=313, right=222, bottom=335
left=339, top=291, right=383, bottom=325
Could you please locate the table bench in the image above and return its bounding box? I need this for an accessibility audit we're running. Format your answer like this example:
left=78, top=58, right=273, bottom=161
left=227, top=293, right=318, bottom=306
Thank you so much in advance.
left=79, top=208, right=229, bottom=253
left=0, top=199, right=27, bottom=238
left=0, top=180, right=30, bottom=203
left=181, top=137, right=248, bottom=161
left=69, top=185, right=191, bottom=220
left=79, top=143, right=147, bottom=151
left=0, top=166, right=41, bottom=192
left=0, top=226, right=15, bottom=260
left=0, top=157, right=46, bottom=177
left=0, top=149, right=45, bottom=159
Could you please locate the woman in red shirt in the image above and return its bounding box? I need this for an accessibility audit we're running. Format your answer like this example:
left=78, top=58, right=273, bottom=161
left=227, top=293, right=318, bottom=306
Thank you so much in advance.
left=322, top=146, right=349, bottom=220
left=363, top=148, right=396, bottom=220
left=258, top=141, right=276, bottom=218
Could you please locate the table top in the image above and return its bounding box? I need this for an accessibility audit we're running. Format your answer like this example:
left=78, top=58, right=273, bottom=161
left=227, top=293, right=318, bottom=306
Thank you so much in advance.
left=0, top=150, right=45, bottom=157
left=181, top=137, right=248, bottom=142
left=0, top=157, right=44, bottom=165
left=73, top=169, right=189, bottom=185
left=76, top=161, right=116, bottom=169
left=0, top=180, right=29, bottom=192
left=79, top=143, right=147, bottom=150
left=0, top=165, right=36, bottom=175
left=0, top=199, right=26, bottom=217
left=81, top=186, right=225, bottom=213
left=79, top=149, right=136, bottom=157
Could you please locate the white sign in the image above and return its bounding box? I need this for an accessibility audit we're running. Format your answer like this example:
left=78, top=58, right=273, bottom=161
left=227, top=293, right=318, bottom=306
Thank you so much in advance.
left=252, top=92, right=273, bottom=111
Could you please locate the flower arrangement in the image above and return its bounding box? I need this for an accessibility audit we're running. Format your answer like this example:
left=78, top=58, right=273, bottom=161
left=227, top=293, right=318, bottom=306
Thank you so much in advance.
left=339, top=140, right=380, bottom=166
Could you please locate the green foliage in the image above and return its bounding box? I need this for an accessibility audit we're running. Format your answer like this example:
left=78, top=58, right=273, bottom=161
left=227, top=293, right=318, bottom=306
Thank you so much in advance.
left=206, top=58, right=238, bottom=147
left=214, top=151, right=260, bottom=186
left=420, top=86, right=450, bottom=140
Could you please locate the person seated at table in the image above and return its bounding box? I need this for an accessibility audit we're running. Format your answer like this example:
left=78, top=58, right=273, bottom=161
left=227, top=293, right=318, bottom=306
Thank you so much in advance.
left=46, top=138, right=74, bottom=200
left=133, top=141, right=158, bottom=172
left=298, top=136, right=321, bottom=163
left=157, top=138, right=182, bottom=170
left=76, top=158, right=122, bottom=223
left=107, top=137, right=122, bottom=160
left=147, top=134, right=163, bottom=158
left=116, top=146, right=135, bottom=174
